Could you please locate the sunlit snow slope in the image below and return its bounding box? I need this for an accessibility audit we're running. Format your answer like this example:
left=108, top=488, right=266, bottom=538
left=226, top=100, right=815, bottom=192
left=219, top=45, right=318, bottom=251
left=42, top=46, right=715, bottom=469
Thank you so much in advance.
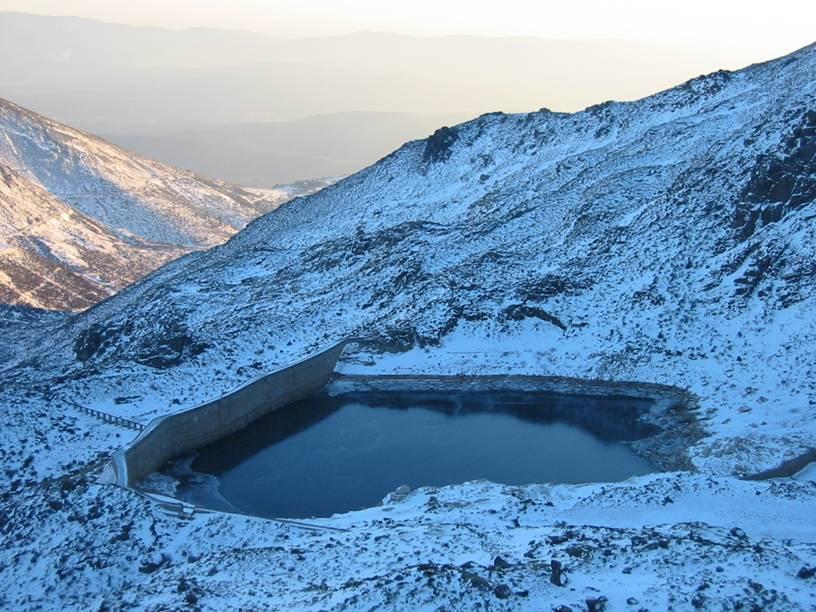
left=0, top=98, right=321, bottom=310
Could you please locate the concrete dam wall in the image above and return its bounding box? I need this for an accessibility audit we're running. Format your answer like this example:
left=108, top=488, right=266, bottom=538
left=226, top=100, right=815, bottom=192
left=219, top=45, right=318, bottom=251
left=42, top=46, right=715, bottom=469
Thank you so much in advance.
left=110, top=340, right=349, bottom=487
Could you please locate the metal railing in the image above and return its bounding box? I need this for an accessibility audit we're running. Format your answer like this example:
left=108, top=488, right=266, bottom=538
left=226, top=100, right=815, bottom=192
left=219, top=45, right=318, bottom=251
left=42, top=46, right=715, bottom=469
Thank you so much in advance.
left=67, top=400, right=145, bottom=431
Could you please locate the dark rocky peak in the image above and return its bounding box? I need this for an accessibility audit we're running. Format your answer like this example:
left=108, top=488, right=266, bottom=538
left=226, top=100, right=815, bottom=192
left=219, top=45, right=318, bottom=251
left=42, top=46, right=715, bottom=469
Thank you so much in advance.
left=734, top=108, right=816, bottom=240
left=422, top=126, right=459, bottom=164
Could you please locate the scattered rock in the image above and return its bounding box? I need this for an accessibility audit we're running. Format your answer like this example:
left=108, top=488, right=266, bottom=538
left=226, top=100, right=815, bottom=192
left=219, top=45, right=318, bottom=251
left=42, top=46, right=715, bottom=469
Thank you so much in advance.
left=493, top=584, right=511, bottom=599
left=549, top=531, right=576, bottom=545
left=586, top=596, right=608, bottom=612
left=492, top=556, right=510, bottom=570
left=566, top=544, right=591, bottom=559
left=796, top=566, right=815, bottom=579
left=138, top=555, right=170, bottom=574
left=387, top=484, right=412, bottom=503
left=461, top=569, right=490, bottom=591
left=550, top=559, right=568, bottom=587
left=730, top=527, right=747, bottom=539
left=502, top=304, right=567, bottom=330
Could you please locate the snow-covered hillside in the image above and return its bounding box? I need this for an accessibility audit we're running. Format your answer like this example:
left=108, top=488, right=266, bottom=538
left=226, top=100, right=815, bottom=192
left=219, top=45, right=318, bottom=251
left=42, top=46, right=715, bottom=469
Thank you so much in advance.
left=1, top=44, right=815, bottom=609
left=16, top=42, right=816, bottom=467
left=0, top=98, right=333, bottom=310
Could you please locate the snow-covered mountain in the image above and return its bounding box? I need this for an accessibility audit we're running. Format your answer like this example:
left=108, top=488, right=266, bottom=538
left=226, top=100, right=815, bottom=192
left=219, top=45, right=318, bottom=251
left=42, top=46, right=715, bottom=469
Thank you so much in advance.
left=0, top=97, right=331, bottom=310
left=1, top=44, right=815, bottom=610
left=19, top=42, right=815, bottom=430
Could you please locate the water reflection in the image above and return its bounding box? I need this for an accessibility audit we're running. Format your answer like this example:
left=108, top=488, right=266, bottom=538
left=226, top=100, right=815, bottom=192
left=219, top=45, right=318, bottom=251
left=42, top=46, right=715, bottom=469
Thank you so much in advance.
left=162, top=390, right=657, bottom=519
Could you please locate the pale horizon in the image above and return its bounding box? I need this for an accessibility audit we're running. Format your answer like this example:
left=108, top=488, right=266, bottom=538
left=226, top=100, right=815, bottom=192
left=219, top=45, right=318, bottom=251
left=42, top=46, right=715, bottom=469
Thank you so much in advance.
left=2, top=2, right=813, bottom=185
left=1, top=0, right=814, bottom=57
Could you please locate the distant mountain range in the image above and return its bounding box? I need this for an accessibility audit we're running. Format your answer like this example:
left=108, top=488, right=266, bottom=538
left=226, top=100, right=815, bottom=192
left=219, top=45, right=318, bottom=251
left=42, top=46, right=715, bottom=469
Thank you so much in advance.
left=0, top=97, right=334, bottom=311
left=0, top=11, right=770, bottom=183
left=0, top=12, right=764, bottom=122
left=102, top=112, right=470, bottom=186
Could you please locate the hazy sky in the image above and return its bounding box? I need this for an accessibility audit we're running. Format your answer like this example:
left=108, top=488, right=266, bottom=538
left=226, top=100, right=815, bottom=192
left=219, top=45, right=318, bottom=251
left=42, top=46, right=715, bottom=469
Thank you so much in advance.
left=2, top=0, right=815, bottom=55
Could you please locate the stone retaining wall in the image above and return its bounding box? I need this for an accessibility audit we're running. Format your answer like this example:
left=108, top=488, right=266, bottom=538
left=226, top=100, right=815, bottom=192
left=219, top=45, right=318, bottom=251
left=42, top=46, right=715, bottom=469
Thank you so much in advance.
left=111, top=340, right=348, bottom=486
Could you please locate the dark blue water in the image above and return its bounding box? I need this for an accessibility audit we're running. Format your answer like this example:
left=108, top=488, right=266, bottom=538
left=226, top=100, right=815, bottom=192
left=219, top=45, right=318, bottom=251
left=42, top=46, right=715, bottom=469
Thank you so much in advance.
left=168, top=391, right=656, bottom=519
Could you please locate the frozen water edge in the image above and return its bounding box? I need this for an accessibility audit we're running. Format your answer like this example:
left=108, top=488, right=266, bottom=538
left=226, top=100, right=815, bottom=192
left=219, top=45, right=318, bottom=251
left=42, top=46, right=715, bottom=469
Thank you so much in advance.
left=118, top=364, right=700, bottom=524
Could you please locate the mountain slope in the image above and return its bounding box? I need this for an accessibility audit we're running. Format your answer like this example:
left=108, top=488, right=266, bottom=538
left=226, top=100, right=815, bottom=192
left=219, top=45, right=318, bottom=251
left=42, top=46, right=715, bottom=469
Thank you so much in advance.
left=0, top=97, right=323, bottom=310
left=0, top=163, right=187, bottom=309
left=9, top=43, right=815, bottom=469
left=1, top=43, right=815, bottom=611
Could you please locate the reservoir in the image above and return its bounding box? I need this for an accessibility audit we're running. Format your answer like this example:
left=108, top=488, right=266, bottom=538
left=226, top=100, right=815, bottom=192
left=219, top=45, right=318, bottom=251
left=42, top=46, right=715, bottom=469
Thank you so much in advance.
left=159, top=388, right=658, bottom=519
